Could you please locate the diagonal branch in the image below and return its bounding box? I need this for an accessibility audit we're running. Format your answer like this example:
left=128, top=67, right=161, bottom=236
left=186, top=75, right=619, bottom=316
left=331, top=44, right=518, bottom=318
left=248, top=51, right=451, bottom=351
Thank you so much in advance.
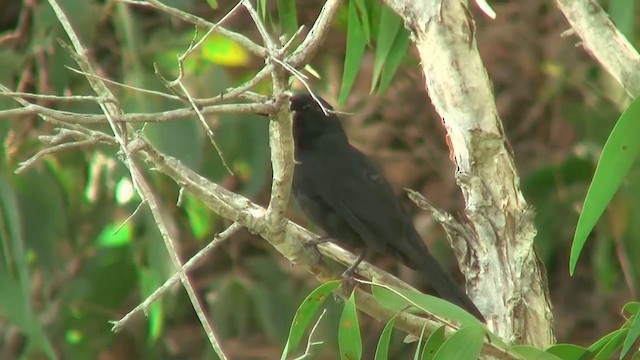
left=555, top=0, right=640, bottom=98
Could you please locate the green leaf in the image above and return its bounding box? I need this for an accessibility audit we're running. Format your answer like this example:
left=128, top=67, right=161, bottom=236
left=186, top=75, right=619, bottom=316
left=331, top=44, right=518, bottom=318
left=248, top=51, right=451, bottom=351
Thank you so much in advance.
left=0, top=176, right=56, bottom=359
left=281, top=281, right=341, bottom=359
left=339, top=290, right=362, bottom=360
left=609, top=0, right=636, bottom=40
left=590, top=329, right=627, bottom=360
left=0, top=267, right=30, bottom=336
left=257, top=0, right=267, bottom=20
left=277, top=0, right=298, bottom=36
left=377, top=27, right=410, bottom=95
left=138, top=268, right=164, bottom=341
left=206, top=0, right=218, bottom=9
left=96, top=222, right=132, bottom=247
left=370, top=5, right=401, bottom=92
left=183, top=194, right=213, bottom=239
left=570, top=96, right=640, bottom=274
left=353, top=0, right=371, bottom=42
left=374, top=317, right=396, bottom=360
left=588, top=328, right=625, bottom=354
left=623, top=302, right=640, bottom=316
left=367, top=1, right=382, bottom=42
left=511, top=345, right=562, bottom=360
left=371, top=283, right=482, bottom=327
left=200, top=34, right=251, bottom=67
left=421, top=325, right=446, bottom=360
left=339, top=0, right=367, bottom=105
left=545, top=344, right=591, bottom=360
left=621, top=304, right=640, bottom=359
left=432, top=325, right=484, bottom=360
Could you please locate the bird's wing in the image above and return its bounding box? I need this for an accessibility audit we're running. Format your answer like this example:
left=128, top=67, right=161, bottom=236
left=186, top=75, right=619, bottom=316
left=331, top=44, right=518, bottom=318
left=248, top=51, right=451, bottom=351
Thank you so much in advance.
left=308, top=145, right=410, bottom=254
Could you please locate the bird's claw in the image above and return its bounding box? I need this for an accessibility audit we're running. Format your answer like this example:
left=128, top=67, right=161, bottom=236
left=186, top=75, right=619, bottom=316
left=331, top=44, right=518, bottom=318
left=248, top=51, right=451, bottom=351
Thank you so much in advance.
left=338, top=274, right=357, bottom=296
left=303, top=236, right=331, bottom=265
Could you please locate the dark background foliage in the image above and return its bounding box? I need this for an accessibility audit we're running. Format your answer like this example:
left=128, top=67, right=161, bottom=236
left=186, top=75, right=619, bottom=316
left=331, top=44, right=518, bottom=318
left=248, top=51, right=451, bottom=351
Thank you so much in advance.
left=0, top=0, right=638, bottom=359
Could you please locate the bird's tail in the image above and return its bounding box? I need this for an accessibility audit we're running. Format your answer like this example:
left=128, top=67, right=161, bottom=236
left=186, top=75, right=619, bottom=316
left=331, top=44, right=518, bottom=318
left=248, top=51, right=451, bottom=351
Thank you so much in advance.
left=416, top=251, right=485, bottom=321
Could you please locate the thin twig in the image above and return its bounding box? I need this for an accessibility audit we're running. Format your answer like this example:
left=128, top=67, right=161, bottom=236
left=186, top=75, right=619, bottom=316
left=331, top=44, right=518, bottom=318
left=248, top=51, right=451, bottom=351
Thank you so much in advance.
left=242, top=0, right=277, bottom=53
left=271, top=57, right=330, bottom=116
left=287, top=0, right=342, bottom=67
left=0, top=102, right=274, bottom=123
left=147, top=1, right=251, bottom=176
left=114, top=201, right=147, bottom=235
left=66, top=66, right=182, bottom=101
left=111, top=222, right=242, bottom=332
left=141, top=0, right=267, bottom=58
left=0, top=91, right=99, bottom=102
left=197, top=66, right=273, bottom=106
left=16, top=139, right=102, bottom=174
left=293, top=309, right=327, bottom=360
left=169, top=1, right=244, bottom=86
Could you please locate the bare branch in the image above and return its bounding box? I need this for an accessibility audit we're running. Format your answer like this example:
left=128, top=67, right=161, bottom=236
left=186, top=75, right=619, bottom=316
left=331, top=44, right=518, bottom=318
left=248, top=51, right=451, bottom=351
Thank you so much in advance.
left=111, top=222, right=242, bottom=333
left=137, top=0, right=267, bottom=58
left=0, top=102, right=274, bottom=123
left=555, top=0, right=640, bottom=98
left=15, top=129, right=113, bottom=174
left=287, top=0, right=342, bottom=66
left=0, top=91, right=99, bottom=102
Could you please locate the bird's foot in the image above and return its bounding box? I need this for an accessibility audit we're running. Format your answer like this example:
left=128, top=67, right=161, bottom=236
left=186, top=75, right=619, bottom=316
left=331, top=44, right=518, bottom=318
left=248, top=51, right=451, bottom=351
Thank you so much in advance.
left=338, top=272, right=357, bottom=296
left=303, top=236, right=332, bottom=264
left=306, top=236, right=332, bottom=247
left=336, top=251, right=366, bottom=294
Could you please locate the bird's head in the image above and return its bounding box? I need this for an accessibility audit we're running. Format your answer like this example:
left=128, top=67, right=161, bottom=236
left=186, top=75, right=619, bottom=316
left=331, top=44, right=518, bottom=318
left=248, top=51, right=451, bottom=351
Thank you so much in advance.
left=290, top=93, right=347, bottom=150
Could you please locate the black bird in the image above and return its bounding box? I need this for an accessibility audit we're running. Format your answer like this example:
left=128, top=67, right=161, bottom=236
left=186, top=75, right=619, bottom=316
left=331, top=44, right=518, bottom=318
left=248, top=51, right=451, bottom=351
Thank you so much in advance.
left=290, top=93, right=484, bottom=321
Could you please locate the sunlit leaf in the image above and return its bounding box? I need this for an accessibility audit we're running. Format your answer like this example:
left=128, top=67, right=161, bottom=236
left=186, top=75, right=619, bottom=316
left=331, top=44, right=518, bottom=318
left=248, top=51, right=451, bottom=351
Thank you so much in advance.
left=96, top=222, right=132, bottom=247
left=200, top=34, right=250, bottom=67
left=206, top=0, right=218, bottom=9
left=115, top=177, right=136, bottom=204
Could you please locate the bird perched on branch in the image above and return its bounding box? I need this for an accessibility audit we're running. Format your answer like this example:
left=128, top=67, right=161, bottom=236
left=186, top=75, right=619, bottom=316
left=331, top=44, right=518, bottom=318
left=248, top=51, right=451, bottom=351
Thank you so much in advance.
left=290, top=93, right=484, bottom=321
